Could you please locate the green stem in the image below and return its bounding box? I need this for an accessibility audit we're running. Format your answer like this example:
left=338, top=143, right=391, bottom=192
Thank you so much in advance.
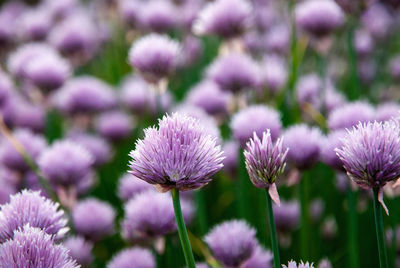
left=237, top=149, right=250, bottom=221
left=171, top=189, right=196, bottom=268
left=300, top=172, right=310, bottom=260
left=266, top=189, right=281, bottom=268
left=372, top=188, right=388, bottom=268
left=347, top=188, right=359, bottom=268
left=194, top=190, right=208, bottom=235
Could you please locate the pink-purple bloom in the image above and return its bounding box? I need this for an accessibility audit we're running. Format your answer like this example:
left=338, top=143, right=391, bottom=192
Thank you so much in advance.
left=118, top=173, right=154, bottom=202
left=327, top=101, right=375, bottom=130
left=64, top=236, right=94, bottom=268
left=283, top=261, right=314, bottom=268
left=321, top=130, right=346, bottom=171
left=108, top=247, right=155, bottom=268
left=129, top=113, right=224, bottom=192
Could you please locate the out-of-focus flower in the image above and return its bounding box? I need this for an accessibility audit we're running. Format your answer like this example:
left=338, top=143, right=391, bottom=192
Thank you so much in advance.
left=324, top=85, right=346, bottom=114
left=362, top=3, right=392, bottom=40
left=120, top=75, right=153, bottom=115
left=376, top=102, right=400, bottom=122
left=321, top=130, right=346, bottom=171
left=318, top=259, right=332, bottom=268
left=327, top=101, right=374, bottom=130
left=95, top=111, right=133, bottom=141
left=0, top=128, right=47, bottom=173
left=0, top=72, right=13, bottom=107
left=260, top=55, right=287, bottom=94
left=283, top=124, right=322, bottom=170
left=129, top=113, right=224, bottom=192
left=295, top=0, right=344, bottom=37
left=283, top=261, right=314, bottom=268
left=243, top=243, right=273, bottom=268
left=138, top=0, right=178, bottom=33
left=38, top=140, right=94, bottom=187
left=43, top=0, right=78, bottom=19
left=185, top=80, right=230, bottom=116
left=207, top=53, right=260, bottom=94
left=296, top=73, right=322, bottom=108
left=354, top=29, right=374, bottom=57
left=205, top=220, right=256, bottom=267
left=193, top=0, right=252, bottom=39
left=64, top=236, right=93, bottom=268
left=17, top=7, right=52, bottom=41
left=118, top=0, right=141, bottom=27
left=179, top=35, right=203, bottom=67
left=273, top=200, right=300, bottom=233
left=310, top=199, right=325, bottom=222
left=222, top=140, right=239, bottom=176
left=73, top=198, right=115, bottom=241
left=128, top=34, right=180, bottom=84
left=231, top=105, right=282, bottom=147
left=266, top=24, right=290, bottom=54
left=108, top=247, right=155, bottom=268
left=0, top=190, right=67, bottom=242
left=118, top=173, right=154, bottom=202
left=0, top=225, right=79, bottom=268
left=389, top=55, right=400, bottom=81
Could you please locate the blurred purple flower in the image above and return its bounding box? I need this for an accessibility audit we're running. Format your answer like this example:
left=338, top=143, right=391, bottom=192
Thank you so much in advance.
left=138, top=0, right=178, bottom=33
left=321, top=130, right=346, bottom=171
left=260, top=55, right=287, bottom=94
left=243, top=243, right=273, bottom=268
left=296, top=73, right=322, bottom=108
left=118, top=173, right=154, bottom=202
left=273, top=200, right=300, bottom=233
left=120, top=75, right=153, bottom=115
left=95, top=111, right=133, bottom=141
left=327, top=101, right=374, bottom=130
left=362, top=3, right=392, bottom=39
left=222, top=140, right=239, bottom=176
left=108, top=247, right=155, bottom=268
left=283, top=261, right=314, bottom=268
left=64, top=236, right=93, bottom=268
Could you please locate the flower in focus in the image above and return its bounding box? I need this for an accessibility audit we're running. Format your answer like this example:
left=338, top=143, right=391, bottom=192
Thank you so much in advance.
left=129, top=113, right=224, bottom=192
left=283, top=261, right=314, bottom=268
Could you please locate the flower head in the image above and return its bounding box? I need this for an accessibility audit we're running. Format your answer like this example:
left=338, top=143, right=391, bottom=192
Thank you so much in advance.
left=296, top=73, right=322, bottom=108
left=243, top=243, right=273, bottom=268
left=327, top=101, right=375, bottom=130
left=118, top=173, right=154, bottom=202
left=95, top=110, right=133, bottom=141
left=321, top=130, right=346, bottom=171
left=120, top=75, right=152, bottom=114
left=64, top=236, right=93, bottom=268
left=129, top=113, right=224, bottom=191
left=108, top=247, right=155, bottom=268
left=0, top=190, right=67, bottom=242
left=138, top=0, right=178, bottom=33
left=128, top=34, right=180, bottom=84
left=283, top=261, right=314, bottom=268
left=205, top=219, right=257, bottom=267
left=0, top=225, right=79, bottom=268
left=273, top=200, right=300, bottom=233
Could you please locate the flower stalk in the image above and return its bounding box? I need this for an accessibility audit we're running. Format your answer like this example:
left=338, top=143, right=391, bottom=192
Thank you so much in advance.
left=266, top=189, right=281, bottom=268
left=372, top=187, right=388, bottom=268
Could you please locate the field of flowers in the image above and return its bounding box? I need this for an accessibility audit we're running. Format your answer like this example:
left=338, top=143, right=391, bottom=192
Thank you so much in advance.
left=0, top=0, right=399, bottom=267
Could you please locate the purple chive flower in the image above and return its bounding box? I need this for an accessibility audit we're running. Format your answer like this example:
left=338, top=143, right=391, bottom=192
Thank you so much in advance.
left=118, top=173, right=154, bottom=202
left=231, top=105, right=282, bottom=147
left=193, top=0, right=252, bottom=39
left=321, top=130, right=346, bottom=171
left=128, top=34, right=180, bottom=84
left=273, top=200, right=300, bottom=233
left=283, top=124, right=322, bottom=170
left=120, top=75, right=153, bottom=114
left=317, top=259, right=332, bottom=268
left=38, top=140, right=94, bottom=187
left=5, top=97, right=45, bottom=132
left=244, top=131, right=288, bottom=204
left=0, top=128, right=47, bottom=173
left=389, top=55, right=400, bottom=80
left=243, top=244, right=273, bottom=268
left=207, top=53, right=260, bottom=94
left=310, top=199, right=324, bottom=222
left=64, top=236, right=93, bottom=268
left=354, top=29, right=374, bottom=57
left=266, top=24, right=290, bottom=54
left=67, top=132, right=112, bottom=166
left=108, top=247, right=155, bottom=268
left=295, top=0, right=344, bottom=37
left=0, top=72, right=13, bottom=107
left=362, top=3, right=392, bottom=40
left=296, top=73, right=322, bottom=108
left=73, top=198, right=115, bottom=241
left=95, top=111, right=133, bottom=141
left=138, top=0, right=178, bottom=33
left=0, top=190, right=67, bottom=242
left=179, top=35, right=203, bottom=67
left=0, top=225, right=79, bottom=268
left=17, top=7, right=52, bottom=41
left=376, top=102, right=400, bottom=122
left=0, top=173, right=16, bottom=205
left=185, top=80, right=231, bottom=116
left=327, top=101, right=374, bottom=130
left=118, top=0, right=141, bottom=27
left=205, top=219, right=257, bottom=267
left=324, top=86, right=346, bottom=114
left=129, top=113, right=224, bottom=192
left=56, top=76, right=116, bottom=115
left=222, top=140, right=239, bottom=175
left=43, top=0, right=78, bottom=19
left=122, top=190, right=194, bottom=242
left=335, top=120, right=400, bottom=190
left=283, top=261, right=314, bottom=268
left=260, top=55, right=288, bottom=94
left=25, top=52, right=71, bottom=91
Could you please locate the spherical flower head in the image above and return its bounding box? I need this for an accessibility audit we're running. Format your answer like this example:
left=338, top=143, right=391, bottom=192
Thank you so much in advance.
left=118, top=173, right=154, bottom=202
left=260, top=55, right=287, bottom=94
left=38, top=140, right=94, bottom=187
left=317, top=259, right=332, bottom=268
left=8, top=98, right=45, bottom=132
left=73, top=198, right=115, bottom=240
left=205, top=219, right=257, bottom=267
left=179, top=35, right=203, bottom=67
left=273, top=200, right=300, bottom=232
left=129, top=113, right=224, bottom=191
left=0, top=225, right=79, bottom=268
left=193, top=0, right=253, bottom=39
left=376, top=102, right=400, bottom=122
left=17, top=7, right=52, bottom=41
left=244, top=131, right=288, bottom=188
left=108, top=247, right=155, bottom=268
left=266, top=24, right=290, bottom=54
left=243, top=244, right=273, bottom=268
left=95, top=111, right=133, bottom=141
left=283, top=124, right=322, bottom=170
left=335, top=120, right=400, bottom=189
left=118, top=0, right=141, bottom=27
left=231, top=105, right=282, bottom=147
left=0, top=190, right=67, bottom=242
left=362, top=3, right=392, bottom=40
left=122, top=190, right=194, bottom=242
left=296, top=73, right=322, bottom=108
left=295, top=0, right=344, bottom=37
left=283, top=261, right=314, bottom=268
left=207, top=53, right=260, bottom=94
left=354, top=29, right=374, bottom=57
left=324, top=86, right=346, bottom=114
left=64, top=236, right=93, bottom=268
left=0, top=128, right=47, bottom=173
left=128, top=34, right=180, bottom=84
left=186, top=80, right=230, bottom=116
left=56, top=76, right=117, bottom=115
left=120, top=75, right=152, bottom=114
left=138, top=0, right=178, bottom=33
left=321, top=130, right=346, bottom=171
left=68, top=132, right=112, bottom=166
left=222, top=140, right=239, bottom=175
left=25, top=52, right=71, bottom=91
left=327, top=101, right=375, bottom=130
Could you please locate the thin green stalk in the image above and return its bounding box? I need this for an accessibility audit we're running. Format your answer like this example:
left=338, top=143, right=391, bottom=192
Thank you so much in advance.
left=266, top=189, right=281, bottom=268
left=171, top=189, right=196, bottom=268
left=194, top=190, right=208, bottom=235
left=347, top=188, right=359, bottom=268
left=300, top=172, right=310, bottom=260
left=372, top=188, right=388, bottom=268
left=237, top=149, right=250, bottom=221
